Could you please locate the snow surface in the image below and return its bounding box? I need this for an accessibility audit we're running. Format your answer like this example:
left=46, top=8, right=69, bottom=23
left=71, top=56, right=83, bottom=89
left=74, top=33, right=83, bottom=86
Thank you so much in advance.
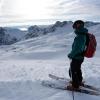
left=0, top=23, right=100, bottom=100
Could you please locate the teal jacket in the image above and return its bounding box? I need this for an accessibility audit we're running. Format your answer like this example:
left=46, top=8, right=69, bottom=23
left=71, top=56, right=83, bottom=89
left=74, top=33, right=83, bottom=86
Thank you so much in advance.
left=68, top=28, right=88, bottom=60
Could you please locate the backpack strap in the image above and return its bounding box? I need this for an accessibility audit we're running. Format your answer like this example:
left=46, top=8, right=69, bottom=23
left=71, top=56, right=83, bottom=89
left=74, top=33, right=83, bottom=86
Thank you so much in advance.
left=85, top=33, right=90, bottom=47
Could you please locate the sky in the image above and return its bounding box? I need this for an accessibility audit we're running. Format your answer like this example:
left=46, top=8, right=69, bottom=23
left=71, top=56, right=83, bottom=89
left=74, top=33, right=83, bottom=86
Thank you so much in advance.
left=0, top=0, right=100, bottom=26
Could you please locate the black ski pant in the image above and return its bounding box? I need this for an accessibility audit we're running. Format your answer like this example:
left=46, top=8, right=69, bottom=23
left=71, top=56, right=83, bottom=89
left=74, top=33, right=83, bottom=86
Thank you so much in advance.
left=69, top=58, right=84, bottom=88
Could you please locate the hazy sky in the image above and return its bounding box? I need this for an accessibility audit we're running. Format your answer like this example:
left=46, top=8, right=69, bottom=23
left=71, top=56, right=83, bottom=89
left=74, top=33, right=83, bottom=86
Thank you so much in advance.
left=0, top=0, right=100, bottom=26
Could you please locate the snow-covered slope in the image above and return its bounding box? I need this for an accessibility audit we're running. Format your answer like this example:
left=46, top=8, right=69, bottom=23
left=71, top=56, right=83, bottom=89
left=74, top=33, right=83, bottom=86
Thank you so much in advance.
left=0, top=23, right=100, bottom=100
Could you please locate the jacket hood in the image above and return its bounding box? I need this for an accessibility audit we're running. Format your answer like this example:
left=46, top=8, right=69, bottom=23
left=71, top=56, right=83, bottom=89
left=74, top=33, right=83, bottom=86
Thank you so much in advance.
left=74, top=28, right=88, bottom=35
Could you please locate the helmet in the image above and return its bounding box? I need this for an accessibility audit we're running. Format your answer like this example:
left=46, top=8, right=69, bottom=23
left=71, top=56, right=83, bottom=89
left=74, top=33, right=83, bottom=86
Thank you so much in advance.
left=73, top=20, right=84, bottom=29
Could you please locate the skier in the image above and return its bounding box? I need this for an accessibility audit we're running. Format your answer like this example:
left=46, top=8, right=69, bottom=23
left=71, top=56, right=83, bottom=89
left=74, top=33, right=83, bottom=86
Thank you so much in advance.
left=68, top=20, right=88, bottom=89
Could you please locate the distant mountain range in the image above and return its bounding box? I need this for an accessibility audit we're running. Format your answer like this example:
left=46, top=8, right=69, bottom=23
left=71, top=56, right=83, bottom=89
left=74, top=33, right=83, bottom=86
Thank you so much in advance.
left=0, top=21, right=99, bottom=45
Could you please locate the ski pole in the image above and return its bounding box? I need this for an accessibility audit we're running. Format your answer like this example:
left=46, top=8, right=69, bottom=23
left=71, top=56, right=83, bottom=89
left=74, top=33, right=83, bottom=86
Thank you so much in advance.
left=69, top=60, right=75, bottom=100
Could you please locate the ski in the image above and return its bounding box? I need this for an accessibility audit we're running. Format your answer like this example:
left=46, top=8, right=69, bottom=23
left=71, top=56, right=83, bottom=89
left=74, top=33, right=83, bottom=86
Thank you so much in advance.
left=42, top=80, right=100, bottom=96
left=49, top=74, right=100, bottom=92
left=66, top=86, right=100, bottom=96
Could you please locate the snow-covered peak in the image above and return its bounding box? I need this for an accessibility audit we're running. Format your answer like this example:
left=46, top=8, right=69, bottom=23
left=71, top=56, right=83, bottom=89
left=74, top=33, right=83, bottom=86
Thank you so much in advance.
left=0, top=21, right=99, bottom=46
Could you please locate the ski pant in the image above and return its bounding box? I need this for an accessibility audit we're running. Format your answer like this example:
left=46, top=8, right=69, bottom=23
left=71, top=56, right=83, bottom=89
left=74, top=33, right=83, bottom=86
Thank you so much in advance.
left=69, top=58, right=84, bottom=88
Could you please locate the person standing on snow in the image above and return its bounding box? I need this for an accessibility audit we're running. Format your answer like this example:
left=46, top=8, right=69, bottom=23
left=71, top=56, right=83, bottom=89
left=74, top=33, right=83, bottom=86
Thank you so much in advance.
left=68, top=20, right=88, bottom=89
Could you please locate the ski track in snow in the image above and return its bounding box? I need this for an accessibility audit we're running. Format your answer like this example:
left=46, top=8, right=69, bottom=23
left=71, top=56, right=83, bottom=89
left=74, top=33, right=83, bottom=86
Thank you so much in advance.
left=0, top=24, right=100, bottom=100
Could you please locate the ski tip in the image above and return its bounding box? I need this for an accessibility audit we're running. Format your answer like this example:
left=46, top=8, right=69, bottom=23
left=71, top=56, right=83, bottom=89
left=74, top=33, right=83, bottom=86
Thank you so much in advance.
left=48, top=74, right=57, bottom=79
left=48, top=74, right=52, bottom=77
left=49, top=74, right=54, bottom=77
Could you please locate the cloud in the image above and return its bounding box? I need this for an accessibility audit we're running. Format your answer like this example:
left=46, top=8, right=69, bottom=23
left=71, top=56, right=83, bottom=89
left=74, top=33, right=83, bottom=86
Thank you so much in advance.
left=0, top=0, right=100, bottom=26
left=50, top=0, right=100, bottom=21
left=0, top=0, right=17, bottom=16
left=0, top=0, right=4, bottom=14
